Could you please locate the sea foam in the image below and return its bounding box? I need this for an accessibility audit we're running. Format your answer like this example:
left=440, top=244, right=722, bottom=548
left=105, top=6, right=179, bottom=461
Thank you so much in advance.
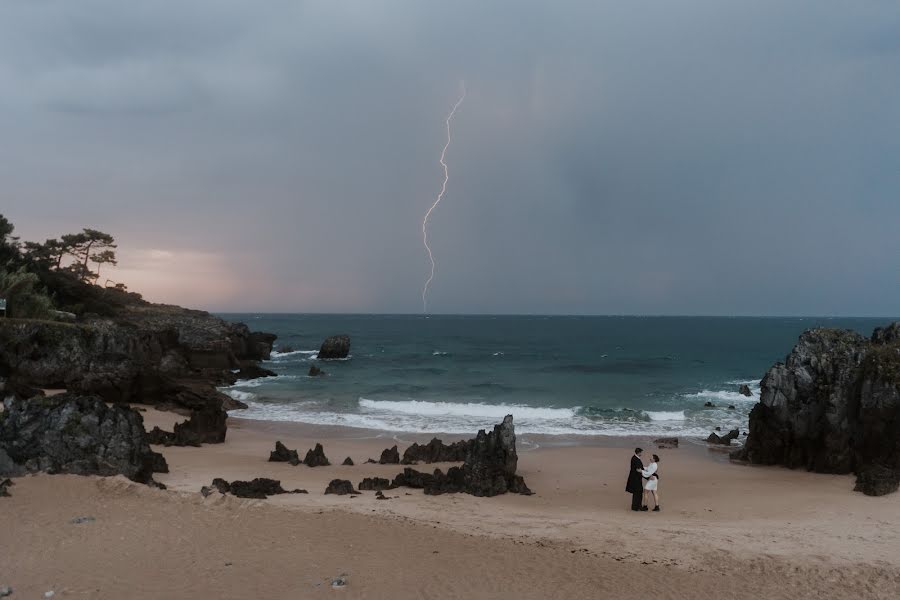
left=358, top=398, right=577, bottom=420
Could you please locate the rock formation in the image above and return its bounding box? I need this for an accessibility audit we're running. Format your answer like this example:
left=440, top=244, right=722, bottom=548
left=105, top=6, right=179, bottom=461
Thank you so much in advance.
left=0, top=302, right=276, bottom=418
left=304, top=443, right=330, bottom=467
left=318, top=335, right=350, bottom=360
left=0, top=478, right=12, bottom=497
left=734, top=323, right=900, bottom=496
left=145, top=404, right=228, bottom=447
left=207, top=477, right=307, bottom=499
left=0, top=394, right=164, bottom=484
left=378, top=445, right=400, bottom=464
left=268, top=441, right=301, bottom=466
left=739, top=384, right=752, bottom=397
left=707, top=429, right=739, bottom=445
left=391, top=415, right=532, bottom=497
left=401, top=438, right=471, bottom=464
left=341, top=457, right=354, bottom=466
left=308, top=364, right=324, bottom=377
left=358, top=477, right=392, bottom=491
left=324, top=479, right=359, bottom=495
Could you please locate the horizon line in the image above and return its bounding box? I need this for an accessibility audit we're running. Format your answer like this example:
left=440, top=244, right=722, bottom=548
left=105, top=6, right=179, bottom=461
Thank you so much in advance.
left=207, top=311, right=899, bottom=320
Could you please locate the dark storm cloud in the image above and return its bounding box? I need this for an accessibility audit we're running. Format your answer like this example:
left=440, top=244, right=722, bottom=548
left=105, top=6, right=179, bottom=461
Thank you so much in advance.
left=1, top=1, right=898, bottom=315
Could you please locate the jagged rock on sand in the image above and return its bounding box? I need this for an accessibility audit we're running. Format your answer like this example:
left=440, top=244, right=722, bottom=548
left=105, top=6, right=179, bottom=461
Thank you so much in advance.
left=324, top=479, right=359, bottom=495
left=0, top=478, right=13, bottom=497
left=854, top=465, right=899, bottom=497
left=654, top=437, right=679, bottom=449
left=358, top=477, right=392, bottom=491
left=342, top=457, right=354, bottom=466
left=304, top=443, right=330, bottom=467
left=318, top=335, right=351, bottom=360
left=734, top=322, right=900, bottom=495
left=401, top=438, right=471, bottom=464
left=207, top=478, right=307, bottom=499
left=268, top=441, right=301, bottom=466
left=0, top=394, right=161, bottom=484
left=379, top=445, right=400, bottom=464
left=391, top=415, right=533, bottom=497
left=707, top=429, right=739, bottom=445
left=146, top=404, right=227, bottom=447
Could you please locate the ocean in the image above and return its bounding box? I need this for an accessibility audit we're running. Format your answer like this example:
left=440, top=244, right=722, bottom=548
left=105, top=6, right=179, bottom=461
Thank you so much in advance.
left=219, top=315, right=891, bottom=438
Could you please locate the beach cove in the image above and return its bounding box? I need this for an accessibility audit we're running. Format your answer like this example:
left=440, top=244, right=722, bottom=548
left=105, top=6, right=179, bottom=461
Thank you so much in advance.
left=3, top=408, right=899, bottom=599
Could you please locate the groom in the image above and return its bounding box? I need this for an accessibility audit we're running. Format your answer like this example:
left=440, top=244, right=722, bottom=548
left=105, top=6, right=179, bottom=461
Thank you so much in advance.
left=625, top=447, right=645, bottom=511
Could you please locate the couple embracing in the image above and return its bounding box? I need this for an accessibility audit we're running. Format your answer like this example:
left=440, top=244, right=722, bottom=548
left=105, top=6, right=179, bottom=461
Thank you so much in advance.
left=625, top=447, right=660, bottom=512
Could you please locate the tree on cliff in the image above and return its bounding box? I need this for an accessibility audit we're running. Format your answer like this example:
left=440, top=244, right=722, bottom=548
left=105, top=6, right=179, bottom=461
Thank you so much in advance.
left=90, top=249, right=118, bottom=278
left=65, top=229, right=117, bottom=282
left=0, top=214, right=20, bottom=266
left=21, top=228, right=118, bottom=283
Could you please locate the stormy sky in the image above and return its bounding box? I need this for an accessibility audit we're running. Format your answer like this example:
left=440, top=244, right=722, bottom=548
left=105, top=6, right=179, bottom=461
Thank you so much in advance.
left=1, top=1, right=898, bottom=315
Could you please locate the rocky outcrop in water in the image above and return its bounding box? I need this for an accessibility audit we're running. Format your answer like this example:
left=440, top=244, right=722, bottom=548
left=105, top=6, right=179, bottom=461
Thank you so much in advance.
left=318, top=335, right=350, bottom=360
left=304, top=443, right=330, bottom=467
left=379, top=445, right=400, bottom=464
left=324, top=479, right=358, bottom=495
left=269, top=441, right=301, bottom=466
left=208, top=477, right=307, bottom=499
left=0, top=394, right=165, bottom=484
left=739, top=384, right=752, bottom=397
left=734, top=323, right=900, bottom=496
left=391, top=415, right=532, bottom=497
left=401, top=438, right=471, bottom=464
left=308, top=365, right=324, bottom=377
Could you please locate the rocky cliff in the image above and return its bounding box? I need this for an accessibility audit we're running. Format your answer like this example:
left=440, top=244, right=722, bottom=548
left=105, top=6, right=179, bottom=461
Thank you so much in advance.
left=0, top=393, right=167, bottom=484
left=734, top=323, right=900, bottom=496
left=0, top=302, right=276, bottom=424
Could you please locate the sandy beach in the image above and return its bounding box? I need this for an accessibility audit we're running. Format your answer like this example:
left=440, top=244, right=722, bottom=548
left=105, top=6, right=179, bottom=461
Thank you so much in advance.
left=2, top=408, right=898, bottom=599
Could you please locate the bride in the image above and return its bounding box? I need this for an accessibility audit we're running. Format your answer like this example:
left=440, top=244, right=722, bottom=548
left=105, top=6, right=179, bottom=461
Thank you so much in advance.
left=641, top=454, right=660, bottom=512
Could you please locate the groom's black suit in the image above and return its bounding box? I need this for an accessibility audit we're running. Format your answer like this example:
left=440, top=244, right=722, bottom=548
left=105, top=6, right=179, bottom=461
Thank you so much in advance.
left=625, top=454, right=644, bottom=510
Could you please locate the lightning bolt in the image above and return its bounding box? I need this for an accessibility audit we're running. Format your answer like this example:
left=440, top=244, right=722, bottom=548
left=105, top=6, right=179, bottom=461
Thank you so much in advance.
left=422, top=83, right=466, bottom=314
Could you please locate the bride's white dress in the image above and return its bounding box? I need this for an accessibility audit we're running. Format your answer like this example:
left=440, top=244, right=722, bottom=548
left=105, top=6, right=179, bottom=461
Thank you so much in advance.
left=641, top=462, right=658, bottom=491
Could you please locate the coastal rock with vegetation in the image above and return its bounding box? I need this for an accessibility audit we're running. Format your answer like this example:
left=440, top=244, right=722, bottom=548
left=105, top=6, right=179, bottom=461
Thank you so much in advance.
left=0, top=394, right=166, bottom=484
left=735, top=323, right=900, bottom=496
left=0, top=214, right=276, bottom=430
